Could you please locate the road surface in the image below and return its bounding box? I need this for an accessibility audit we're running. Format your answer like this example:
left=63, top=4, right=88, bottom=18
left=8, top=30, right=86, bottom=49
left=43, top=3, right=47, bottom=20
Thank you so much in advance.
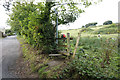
left=0, top=35, right=20, bottom=79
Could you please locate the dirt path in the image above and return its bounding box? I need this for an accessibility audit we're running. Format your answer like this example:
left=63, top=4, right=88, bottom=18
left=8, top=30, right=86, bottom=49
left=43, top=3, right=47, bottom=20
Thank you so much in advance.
left=0, top=35, right=20, bottom=79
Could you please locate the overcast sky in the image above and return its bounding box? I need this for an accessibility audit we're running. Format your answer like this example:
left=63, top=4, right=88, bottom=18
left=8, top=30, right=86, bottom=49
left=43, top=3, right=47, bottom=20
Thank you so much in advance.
left=0, top=0, right=120, bottom=30
left=0, top=0, right=9, bottom=29
left=59, top=0, right=120, bottom=30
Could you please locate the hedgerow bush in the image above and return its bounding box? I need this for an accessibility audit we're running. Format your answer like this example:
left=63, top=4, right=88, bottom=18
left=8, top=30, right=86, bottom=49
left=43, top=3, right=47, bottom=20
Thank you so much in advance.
left=8, top=2, right=57, bottom=53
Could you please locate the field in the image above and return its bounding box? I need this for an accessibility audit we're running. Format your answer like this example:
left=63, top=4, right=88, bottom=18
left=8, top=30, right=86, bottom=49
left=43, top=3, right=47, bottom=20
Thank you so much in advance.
left=58, top=23, right=120, bottom=79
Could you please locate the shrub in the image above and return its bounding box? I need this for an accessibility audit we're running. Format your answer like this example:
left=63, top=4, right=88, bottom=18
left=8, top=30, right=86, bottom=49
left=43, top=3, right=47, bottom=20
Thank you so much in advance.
left=5, top=29, right=15, bottom=36
left=82, top=25, right=85, bottom=28
left=5, top=29, right=12, bottom=34
left=8, top=2, right=57, bottom=54
left=103, top=20, right=112, bottom=25
left=85, top=22, right=97, bottom=28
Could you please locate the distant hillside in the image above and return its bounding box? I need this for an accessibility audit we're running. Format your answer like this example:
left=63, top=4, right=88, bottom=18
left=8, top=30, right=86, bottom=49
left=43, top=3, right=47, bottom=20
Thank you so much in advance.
left=60, top=23, right=119, bottom=37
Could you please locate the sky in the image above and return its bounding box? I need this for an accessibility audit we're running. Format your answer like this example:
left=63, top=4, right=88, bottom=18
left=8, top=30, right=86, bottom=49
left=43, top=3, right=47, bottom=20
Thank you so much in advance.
left=0, top=0, right=120, bottom=30
left=59, top=0, right=120, bottom=30
left=0, top=0, right=10, bottom=29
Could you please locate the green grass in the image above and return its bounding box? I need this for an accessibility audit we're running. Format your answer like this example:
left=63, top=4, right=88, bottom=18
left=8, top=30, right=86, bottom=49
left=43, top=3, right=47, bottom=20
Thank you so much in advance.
left=93, top=24, right=118, bottom=34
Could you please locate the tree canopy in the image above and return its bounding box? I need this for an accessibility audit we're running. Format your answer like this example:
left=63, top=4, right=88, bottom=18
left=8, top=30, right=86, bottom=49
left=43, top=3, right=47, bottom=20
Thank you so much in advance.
left=6, top=0, right=102, bottom=53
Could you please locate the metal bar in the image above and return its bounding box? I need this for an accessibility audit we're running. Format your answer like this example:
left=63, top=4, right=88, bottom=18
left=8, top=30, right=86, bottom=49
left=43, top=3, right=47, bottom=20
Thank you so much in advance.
left=56, top=12, right=58, bottom=44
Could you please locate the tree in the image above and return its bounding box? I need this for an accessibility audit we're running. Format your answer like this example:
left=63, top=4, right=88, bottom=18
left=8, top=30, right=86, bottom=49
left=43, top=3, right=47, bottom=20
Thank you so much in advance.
left=7, top=0, right=102, bottom=53
left=103, top=20, right=112, bottom=25
left=85, top=22, right=98, bottom=28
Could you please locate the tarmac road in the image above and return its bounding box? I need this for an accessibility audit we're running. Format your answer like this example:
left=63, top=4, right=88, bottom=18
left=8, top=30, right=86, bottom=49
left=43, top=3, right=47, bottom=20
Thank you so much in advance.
left=0, top=35, right=20, bottom=79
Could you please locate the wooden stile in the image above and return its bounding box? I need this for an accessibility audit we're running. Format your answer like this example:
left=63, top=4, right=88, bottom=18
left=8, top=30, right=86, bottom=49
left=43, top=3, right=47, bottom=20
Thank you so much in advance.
left=38, top=38, right=73, bottom=40
left=58, top=51, right=70, bottom=56
left=56, top=38, right=73, bottom=40
left=67, top=33, right=70, bottom=56
left=72, top=30, right=81, bottom=58
left=49, top=33, right=73, bottom=57
left=58, top=45, right=67, bottom=47
left=49, top=54, right=62, bottom=57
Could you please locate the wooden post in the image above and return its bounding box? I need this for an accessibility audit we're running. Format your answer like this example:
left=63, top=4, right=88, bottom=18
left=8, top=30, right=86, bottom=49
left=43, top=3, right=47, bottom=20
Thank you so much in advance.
left=67, top=33, right=70, bottom=56
left=72, top=30, right=81, bottom=58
